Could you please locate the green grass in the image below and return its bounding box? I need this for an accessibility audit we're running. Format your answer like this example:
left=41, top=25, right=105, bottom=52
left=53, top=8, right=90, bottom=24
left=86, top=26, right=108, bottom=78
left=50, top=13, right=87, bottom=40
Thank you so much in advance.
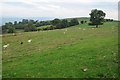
left=2, top=22, right=118, bottom=78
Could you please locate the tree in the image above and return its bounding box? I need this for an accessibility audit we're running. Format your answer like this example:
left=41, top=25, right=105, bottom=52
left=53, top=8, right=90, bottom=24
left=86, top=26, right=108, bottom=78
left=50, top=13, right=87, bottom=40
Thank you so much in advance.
left=89, top=9, right=106, bottom=28
left=51, top=18, right=61, bottom=26
left=8, top=26, right=16, bottom=33
left=22, top=19, right=28, bottom=24
left=69, top=18, right=79, bottom=26
left=60, top=19, right=69, bottom=28
left=35, top=22, right=41, bottom=27
left=2, top=25, right=7, bottom=33
left=5, top=22, right=13, bottom=27
left=14, top=21, right=17, bottom=25
left=24, top=22, right=37, bottom=32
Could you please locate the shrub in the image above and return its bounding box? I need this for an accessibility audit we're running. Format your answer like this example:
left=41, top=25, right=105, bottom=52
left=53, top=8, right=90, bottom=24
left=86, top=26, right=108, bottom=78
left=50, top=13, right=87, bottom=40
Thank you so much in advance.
left=88, top=22, right=103, bottom=26
left=81, top=21, right=84, bottom=24
left=69, top=18, right=79, bottom=26
left=8, top=26, right=16, bottom=33
left=37, top=28, right=42, bottom=31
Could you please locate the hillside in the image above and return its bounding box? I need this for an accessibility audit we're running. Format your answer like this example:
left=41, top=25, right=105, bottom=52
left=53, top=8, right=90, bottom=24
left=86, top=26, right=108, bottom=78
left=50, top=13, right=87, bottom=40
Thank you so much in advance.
left=2, top=21, right=118, bottom=78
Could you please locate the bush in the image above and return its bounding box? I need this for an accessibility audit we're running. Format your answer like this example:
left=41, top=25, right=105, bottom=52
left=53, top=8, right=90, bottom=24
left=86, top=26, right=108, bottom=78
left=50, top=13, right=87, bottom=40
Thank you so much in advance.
left=37, top=28, right=42, bottom=31
left=42, top=27, right=48, bottom=30
left=105, top=19, right=114, bottom=22
left=81, top=21, right=84, bottom=24
left=88, top=22, right=103, bottom=26
left=24, top=22, right=37, bottom=32
left=85, top=21, right=87, bottom=23
left=51, top=18, right=61, bottom=26
left=88, top=23, right=94, bottom=26
left=69, top=18, right=79, bottom=26
left=8, top=26, right=16, bottom=33
left=24, top=25, right=37, bottom=32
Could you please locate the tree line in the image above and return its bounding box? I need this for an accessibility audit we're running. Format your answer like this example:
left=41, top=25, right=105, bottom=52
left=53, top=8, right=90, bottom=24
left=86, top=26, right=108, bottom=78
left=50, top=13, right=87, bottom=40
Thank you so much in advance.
left=2, top=18, right=79, bottom=33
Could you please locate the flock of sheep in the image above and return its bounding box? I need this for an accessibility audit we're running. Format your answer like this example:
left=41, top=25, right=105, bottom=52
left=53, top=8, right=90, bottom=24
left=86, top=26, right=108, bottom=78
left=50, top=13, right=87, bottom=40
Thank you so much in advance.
left=3, top=27, right=96, bottom=49
left=63, top=27, right=95, bottom=34
left=3, top=39, right=32, bottom=49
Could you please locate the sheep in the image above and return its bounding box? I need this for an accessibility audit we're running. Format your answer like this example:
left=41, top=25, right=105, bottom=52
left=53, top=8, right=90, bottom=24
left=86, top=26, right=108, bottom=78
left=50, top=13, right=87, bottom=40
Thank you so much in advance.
left=63, top=32, right=66, bottom=34
left=3, top=44, right=9, bottom=49
left=19, top=33, right=21, bottom=34
left=12, top=33, right=16, bottom=36
left=65, top=29, right=68, bottom=31
left=79, top=28, right=81, bottom=29
left=83, top=28, right=86, bottom=30
left=28, top=39, right=32, bottom=43
left=92, top=28, right=94, bottom=29
left=82, top=68, right=88, bottom=72
left=12, top=33, right=15, bottom=35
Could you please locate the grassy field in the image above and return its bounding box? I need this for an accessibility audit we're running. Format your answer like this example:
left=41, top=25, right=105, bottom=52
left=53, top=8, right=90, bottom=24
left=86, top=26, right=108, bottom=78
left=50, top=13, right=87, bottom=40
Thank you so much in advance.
left=2, top=22, right=118, bottom=78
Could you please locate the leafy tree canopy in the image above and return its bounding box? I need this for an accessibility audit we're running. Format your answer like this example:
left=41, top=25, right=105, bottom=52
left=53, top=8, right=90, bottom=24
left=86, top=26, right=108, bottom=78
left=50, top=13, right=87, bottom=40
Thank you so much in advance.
left=89, top=9, right=106, bottom=28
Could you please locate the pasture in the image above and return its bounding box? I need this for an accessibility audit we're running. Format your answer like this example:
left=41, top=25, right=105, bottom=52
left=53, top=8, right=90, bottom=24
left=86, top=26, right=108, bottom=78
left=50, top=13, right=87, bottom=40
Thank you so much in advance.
left=2, top=22, right=118, bottom=78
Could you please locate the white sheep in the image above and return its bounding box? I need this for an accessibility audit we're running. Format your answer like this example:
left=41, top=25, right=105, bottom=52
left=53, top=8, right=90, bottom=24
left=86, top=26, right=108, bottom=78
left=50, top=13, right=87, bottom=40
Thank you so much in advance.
left=92, top=28, right=94, bottom=29
left=63, top=32, right=66, bottom=34
left=28, top=39, right=32, bottom=43
left=83, top=68, right=87, bottom=72
left=19, top=33, right=21, bottom=34
left=82, top=68, right=88, bottom=72
left=79, top=28, right=81, bottom=29
left=12, top=33, right=15, bottom=35
left=3, top=44, right=9, bottom=49
left=83, top=28, right=86, bottom=30
left=12, top=33, right=16, bottom=36
left=65, top=29, right=68, bottom=31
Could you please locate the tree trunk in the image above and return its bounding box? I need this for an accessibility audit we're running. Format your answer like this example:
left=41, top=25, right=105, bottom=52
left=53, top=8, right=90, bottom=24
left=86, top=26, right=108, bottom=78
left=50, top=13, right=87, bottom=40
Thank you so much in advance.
left=96, top=25, right=98, bottom=28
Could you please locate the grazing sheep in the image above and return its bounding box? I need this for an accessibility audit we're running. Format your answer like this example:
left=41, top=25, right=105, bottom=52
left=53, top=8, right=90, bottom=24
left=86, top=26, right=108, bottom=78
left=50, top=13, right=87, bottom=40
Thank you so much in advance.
left=19, top=33, right=21, bottom=34
left=12, top=33, right=16, bottom=36
left=28, top=39, right=32, bottom=43
left=83, top=28, right=86, bottom=30
left=12, top=33, right=15, bottom=35
left=3, top=44, right=9, bottom=49
left=92, top=28, right=94, bottom=29
left=63, top=32, right=66, bottom=34
left=79, top=28, right=81, bottom=29
left=65, top=29, right=68, bottom=31
left=82, top=68, right=88, bottom=72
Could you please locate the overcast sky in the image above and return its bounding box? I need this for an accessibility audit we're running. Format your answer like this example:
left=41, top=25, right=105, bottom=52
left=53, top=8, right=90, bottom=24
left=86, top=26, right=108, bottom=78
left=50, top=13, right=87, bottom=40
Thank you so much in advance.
left=0, top=0, right=119, bottom=20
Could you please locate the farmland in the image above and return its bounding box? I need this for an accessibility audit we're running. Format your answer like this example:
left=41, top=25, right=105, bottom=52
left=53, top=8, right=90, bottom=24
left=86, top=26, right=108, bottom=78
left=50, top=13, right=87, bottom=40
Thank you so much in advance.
left=2, top=21, right=118, bottom=78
